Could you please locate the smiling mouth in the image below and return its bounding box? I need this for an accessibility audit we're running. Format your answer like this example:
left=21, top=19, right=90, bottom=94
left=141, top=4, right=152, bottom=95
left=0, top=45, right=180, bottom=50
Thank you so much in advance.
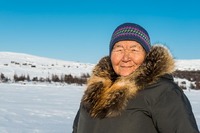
left=121, top=66, right=133, bottom=68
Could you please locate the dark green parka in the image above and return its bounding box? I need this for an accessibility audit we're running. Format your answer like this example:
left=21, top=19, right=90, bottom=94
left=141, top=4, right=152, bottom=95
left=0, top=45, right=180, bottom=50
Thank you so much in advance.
left=72, top=45, right=199, bottom=133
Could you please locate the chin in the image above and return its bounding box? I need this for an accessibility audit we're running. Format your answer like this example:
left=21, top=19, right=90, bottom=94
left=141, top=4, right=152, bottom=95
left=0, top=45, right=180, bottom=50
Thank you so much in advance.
left=120, top=72, right=132, bottom=77
left=119, top=70, right=135, bottom=76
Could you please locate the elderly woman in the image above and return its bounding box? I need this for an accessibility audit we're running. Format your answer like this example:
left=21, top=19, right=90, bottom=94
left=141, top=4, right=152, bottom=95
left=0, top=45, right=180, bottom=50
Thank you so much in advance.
left=72, top=23, right=199, bottom=133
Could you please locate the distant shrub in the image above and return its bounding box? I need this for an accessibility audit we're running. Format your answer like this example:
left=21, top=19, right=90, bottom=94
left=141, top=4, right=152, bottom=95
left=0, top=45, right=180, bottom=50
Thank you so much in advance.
left=173, top=70, right=200, bottom=90
left=32, top=77, right=38, bottom=82
left=14, top=74, right=26, bottom=82
left=0, top=73, right=9, bottom=82
left=52, top=74, right=60, bottom=82
left=2, top=72, right=91, bottom=86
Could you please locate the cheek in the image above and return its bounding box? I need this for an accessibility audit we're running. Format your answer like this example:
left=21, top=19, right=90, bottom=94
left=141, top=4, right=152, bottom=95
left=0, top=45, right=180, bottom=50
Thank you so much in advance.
left=136, top=57, right=145, bottom=64
left=133, top=54, right=146, bottom=65
left=111, top=53, right=122, bottom=74
left=111, top=53, right=122, bottom=65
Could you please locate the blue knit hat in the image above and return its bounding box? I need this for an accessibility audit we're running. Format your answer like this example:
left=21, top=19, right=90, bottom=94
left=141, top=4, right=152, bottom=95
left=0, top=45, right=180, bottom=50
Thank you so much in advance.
left=109, top=23, right=151, bottom=55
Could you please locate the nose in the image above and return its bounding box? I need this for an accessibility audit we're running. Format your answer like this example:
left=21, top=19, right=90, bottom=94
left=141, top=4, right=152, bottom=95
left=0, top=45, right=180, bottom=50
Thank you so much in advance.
left=122, top=50, right=130, bottom=62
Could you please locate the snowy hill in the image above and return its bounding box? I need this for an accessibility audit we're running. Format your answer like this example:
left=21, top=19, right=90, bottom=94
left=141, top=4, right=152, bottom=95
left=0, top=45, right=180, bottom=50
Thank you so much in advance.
left=0, top=52, right=200, bottom=89
left=0, top=52, right=94, bottom=80
left=175, top=59, right=200, bottom=71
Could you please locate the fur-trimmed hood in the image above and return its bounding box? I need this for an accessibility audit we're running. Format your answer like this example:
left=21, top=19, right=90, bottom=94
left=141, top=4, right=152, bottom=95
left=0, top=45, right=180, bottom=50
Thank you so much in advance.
left=81, top=45, right=175, bottom=119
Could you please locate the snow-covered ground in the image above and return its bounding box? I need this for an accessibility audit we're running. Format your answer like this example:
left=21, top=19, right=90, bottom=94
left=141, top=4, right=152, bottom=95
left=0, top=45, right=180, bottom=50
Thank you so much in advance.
left=0, top=83, right=199, bottom=133
left=0, top=83, right=83, bottom=133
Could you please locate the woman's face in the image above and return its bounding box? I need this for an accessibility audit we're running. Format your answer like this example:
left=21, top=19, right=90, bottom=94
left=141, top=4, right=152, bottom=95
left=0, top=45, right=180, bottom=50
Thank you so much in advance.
left=111, top=40, right=146, bottom=77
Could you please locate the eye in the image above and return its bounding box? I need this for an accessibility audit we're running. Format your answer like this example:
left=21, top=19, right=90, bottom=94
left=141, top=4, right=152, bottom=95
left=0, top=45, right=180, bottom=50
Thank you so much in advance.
left=131, top=48, right=137, bottom=52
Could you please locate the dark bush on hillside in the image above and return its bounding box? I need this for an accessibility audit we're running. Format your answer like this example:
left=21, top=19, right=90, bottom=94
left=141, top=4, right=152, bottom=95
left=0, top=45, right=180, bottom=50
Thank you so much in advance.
left=2, top=70, right=198, bottom=89
left=0, top=73, right=9, bottom=82
left=3, top=73, right=90, bottom=86
left=14, top=74, right=26, bottom=82
left=173, top=70, right=200, bottom=90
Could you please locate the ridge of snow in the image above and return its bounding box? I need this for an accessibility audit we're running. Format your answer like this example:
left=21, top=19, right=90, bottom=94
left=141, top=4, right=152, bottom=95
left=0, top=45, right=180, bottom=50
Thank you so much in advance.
left=1, top=52, right=200, bottom=80
left=175, top=59, right=200, bottom=71
left=0, top=52, right=95, bottom=79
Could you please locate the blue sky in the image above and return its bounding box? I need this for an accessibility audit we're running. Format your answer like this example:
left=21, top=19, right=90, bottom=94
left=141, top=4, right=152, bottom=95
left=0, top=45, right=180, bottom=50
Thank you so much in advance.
left=0, top=0, right=200, bottom=63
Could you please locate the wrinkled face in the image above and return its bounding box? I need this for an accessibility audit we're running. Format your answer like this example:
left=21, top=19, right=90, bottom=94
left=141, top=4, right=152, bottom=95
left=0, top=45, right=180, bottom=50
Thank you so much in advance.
left=111, top=40, right=146, bottom=76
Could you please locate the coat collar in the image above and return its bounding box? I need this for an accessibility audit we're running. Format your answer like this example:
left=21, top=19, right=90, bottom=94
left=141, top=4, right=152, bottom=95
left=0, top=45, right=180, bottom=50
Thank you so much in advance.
left=81, top=45, right=175, bottom=118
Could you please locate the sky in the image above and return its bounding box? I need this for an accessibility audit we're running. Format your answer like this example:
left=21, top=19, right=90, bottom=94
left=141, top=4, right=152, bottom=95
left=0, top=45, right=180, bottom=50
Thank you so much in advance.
left=0, top=0, right=200, bottom=64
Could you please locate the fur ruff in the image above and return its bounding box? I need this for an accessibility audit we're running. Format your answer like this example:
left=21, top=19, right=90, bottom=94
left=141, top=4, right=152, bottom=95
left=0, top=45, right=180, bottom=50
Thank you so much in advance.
left=81, top=45, right=175, bottom=118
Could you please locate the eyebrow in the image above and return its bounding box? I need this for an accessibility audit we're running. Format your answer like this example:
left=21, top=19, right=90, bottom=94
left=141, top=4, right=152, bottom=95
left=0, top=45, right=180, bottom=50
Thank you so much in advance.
left=113, top=44, right=122, bottom=47
left=130, top=45, right=138, bottom=48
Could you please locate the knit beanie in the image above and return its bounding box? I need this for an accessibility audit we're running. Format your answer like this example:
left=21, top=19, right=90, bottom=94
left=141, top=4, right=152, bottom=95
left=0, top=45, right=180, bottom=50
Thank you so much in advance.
left=109, top=23, right=151, bottom=55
